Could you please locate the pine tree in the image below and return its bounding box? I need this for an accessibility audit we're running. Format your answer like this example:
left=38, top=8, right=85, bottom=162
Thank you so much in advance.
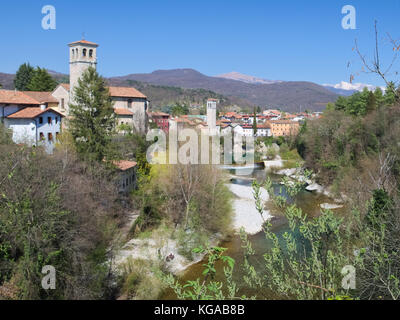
left=14, top=63, right=35, bottom=91
left=68, top=67, right=117, bottom=163
left=27, top=67, right=57, bottom=92
left=384, top=82, right=397, bottom=106
left=373, top=87, right=384, bottom=108
left=366, top=91, right=377, bottom=114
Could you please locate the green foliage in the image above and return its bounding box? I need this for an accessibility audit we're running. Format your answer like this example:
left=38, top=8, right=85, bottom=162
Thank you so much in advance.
left=160, top=246, right=241, bottom=300
left=0, top=123, right=13, bottom=145
left=69, top=67, right=117, bottom=163
left=239, top=181, right=354, bottom=300
left=171, top=103, right=190, bottom=116
left=0, top=147, right=117, bottom=299
left=26, top=67, right=57, bottom=92
left=296, top=104, right=400, bottom=186
left=14, top=63, right=35, bottom=91
left=331, top=84, right=398, bottom=116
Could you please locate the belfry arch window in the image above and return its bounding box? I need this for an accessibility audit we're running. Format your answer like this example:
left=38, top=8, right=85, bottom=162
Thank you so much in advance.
left=89, top=49, right=93, bottom=58
left=83, top=49, right=87, bottom=57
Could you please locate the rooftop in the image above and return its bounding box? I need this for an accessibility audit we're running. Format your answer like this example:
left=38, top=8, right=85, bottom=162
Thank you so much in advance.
left=114, top=108, right=134, bottom=116
left=113, top=160, right=137, bottom=171
left=6, top=107, right=64, bottom=119
left=68, top=39, right=99, bottom=47
left=0, top=90, right=40, bottom=105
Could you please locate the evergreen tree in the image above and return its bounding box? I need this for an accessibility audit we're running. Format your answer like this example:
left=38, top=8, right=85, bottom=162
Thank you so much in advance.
left=373, top=87, right=385, bottom=108
left=366, top=91, right=377, bottom=113
left=14, top=63, right=35, bottom=91
left=27, top=67, right=57, bottom=92
left=252, top=108, right=257, bottom=136
left=384, top=82, right=397, bottom=106
left=68, top=67, right=117, bottom=163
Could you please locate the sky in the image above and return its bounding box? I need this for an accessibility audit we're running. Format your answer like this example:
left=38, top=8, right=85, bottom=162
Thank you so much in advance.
left=1, top=0, right=399, bottom=86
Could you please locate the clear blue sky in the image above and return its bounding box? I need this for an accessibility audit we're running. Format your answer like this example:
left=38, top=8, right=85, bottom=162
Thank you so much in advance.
left=1, top=0, right=399, bottom=86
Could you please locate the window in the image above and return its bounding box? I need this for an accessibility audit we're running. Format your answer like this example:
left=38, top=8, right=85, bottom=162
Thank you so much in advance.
left=61, top=98, right=65, bottom=110
left=48, top=117, right=52, bottom=125
left=48, top=133, right=53, bottom=142
left=89, top=49, right=93, bottom=58
left=126, top=178, right=129, bottom=186
left=55, top=117, right=58, bottom=124
left=128, top=99, right=132, bottom=109
left=39, top=132, right=44, bottom=141
left=39, top=117, right=43, bottom=124
left=83, top=49, right=87, bottom=57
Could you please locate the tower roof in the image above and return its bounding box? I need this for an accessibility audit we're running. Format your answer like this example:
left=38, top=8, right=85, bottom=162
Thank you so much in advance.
left=68, top=39, right=99, bottom=47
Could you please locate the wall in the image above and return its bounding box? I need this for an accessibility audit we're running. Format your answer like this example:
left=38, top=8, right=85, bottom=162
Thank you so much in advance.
left=118, top=167, right=137, bottom=193
left=52, top=86, right=70, bottom=114
left=4, top=118, right=36, bottom=145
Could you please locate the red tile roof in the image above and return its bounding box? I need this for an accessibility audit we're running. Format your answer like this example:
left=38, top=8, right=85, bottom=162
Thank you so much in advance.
left=108, top=86, right=146, bottom=99
left=0, top=90, right=40, bottom=105
left=6, top=107, right=64, bottom=119
left=23, top=91, right=58, bottom=104
left=54, top=84, right=146, bottom=99
left=114, top=108, right=133, bottom=116
left=69, top=39, right=99, bottom=46
left=113, top=160, right=137, bottom=171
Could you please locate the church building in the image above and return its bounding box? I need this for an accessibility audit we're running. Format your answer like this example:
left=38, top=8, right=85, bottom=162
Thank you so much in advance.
left=53, top=39, right=148, bottom=134
left=0, top=39, right=148, bottom=152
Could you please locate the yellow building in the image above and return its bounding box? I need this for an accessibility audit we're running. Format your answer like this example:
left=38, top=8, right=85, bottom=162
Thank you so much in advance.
left=269, top=120, right=300, bottom=137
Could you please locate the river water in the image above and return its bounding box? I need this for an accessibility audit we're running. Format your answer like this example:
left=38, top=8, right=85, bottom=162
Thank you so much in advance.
left=161, top=165, right=343, bottom=299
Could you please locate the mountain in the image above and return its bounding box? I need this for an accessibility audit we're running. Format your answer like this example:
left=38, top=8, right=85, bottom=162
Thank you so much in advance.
left=323, top=81, right=385, bottom=95
left=110, top=69, right=339, bottom=112
left=214, top=71, right=280, bottom=85
left=0, top=73, right=15, bottom=89
left=2, top=68, right=341, bottom=112
left=0, top=71, right=247, bottom=109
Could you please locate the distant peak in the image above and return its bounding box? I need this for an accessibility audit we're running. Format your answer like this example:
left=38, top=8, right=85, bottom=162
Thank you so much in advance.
left=215, top=71, right=280, bottom=85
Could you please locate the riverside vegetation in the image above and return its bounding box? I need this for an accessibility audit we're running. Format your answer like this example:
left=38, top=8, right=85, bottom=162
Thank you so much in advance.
left=164, top=84, right=400, bottom=300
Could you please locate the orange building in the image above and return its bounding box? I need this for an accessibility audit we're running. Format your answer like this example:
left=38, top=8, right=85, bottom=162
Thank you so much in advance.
left=269, top=120, right=300, bottom=137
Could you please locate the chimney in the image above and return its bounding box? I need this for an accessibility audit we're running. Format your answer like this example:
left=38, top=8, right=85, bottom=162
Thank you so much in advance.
left=40, top=104, right=46, bottom=111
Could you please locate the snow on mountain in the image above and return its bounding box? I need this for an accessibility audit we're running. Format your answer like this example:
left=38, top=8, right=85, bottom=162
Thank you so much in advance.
left=215, top=71, right=281, bottom=85
left=323, top=81, right=385, bottom=92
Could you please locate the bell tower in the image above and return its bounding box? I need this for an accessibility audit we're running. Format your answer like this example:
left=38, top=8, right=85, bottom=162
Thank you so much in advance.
left=68, top=39, right=99, bottom=102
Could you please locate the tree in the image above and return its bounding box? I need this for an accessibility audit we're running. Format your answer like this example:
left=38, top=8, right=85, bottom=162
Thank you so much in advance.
left=14, top=63, right=35, bottom=91
left=366, top=91, right=377, bottom=113
left=27, top=67, right=57, bottom=92
left=252, top=108, right=257, bottom=136
left=384, top=82, right=397, bottom=106
left=68, top=67, right=117, bottom=163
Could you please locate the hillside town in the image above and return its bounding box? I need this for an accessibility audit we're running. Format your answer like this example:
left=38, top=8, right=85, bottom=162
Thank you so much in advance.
left=1, top=0, right=400, bottom=305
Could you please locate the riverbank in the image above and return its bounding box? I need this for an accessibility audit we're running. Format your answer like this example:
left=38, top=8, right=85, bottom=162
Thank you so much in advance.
left=228, top=183, right=271, bottom=235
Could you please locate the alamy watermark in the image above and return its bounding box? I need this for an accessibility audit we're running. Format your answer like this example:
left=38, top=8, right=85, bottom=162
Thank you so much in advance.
left=41, top=265, right=56, bottom=290
left=146, top=128, right=255, bottom=167
left=341, top=5, right=356, bottom=30
left=42, top=5, right=56, bottom=30
left=341, top=265, right=356, bottom=290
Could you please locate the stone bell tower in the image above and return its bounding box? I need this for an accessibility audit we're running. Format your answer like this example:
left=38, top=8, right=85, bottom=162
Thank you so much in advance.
left=68, top=39, right=99, bottom=102
left=207, top=98, right=217, bottom=135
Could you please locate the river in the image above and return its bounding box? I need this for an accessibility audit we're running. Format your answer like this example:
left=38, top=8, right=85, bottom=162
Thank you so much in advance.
left=161, top=164, right=344, bottom=299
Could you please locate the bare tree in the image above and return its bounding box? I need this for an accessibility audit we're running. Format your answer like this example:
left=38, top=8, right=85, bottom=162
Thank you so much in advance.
left=354, top=20, right=400, bottom=98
